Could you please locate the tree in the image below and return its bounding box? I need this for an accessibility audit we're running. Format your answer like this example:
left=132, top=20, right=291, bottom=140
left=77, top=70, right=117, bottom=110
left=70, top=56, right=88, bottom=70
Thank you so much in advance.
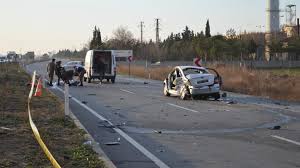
left=205, top=19, right=211, bottom=38
left=247, top=39, right=257, bottom=54
left=107, top=26, right=135, bottom=49
left=226, top=28, right=236, bottom=39
left=89, top=26, right=103, bottom=50
left=181, top=26, right=193, bottom=41
left=95, top=28, right=102, bottom=49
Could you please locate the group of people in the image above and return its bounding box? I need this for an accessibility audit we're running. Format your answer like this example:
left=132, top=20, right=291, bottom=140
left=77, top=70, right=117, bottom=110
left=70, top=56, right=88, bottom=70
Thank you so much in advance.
left=47, top=59, right=86, bottom=87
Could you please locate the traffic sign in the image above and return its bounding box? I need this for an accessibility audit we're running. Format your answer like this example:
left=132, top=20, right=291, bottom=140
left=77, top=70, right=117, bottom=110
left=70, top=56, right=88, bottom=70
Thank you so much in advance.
left=128, top=56, right=133, bottom=62
left=193, top=57, right=202, bottom=67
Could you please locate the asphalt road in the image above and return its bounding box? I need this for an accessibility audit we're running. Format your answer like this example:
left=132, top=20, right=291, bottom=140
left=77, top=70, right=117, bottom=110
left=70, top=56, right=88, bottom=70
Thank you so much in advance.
left=27, top=61, right=300, bottom=168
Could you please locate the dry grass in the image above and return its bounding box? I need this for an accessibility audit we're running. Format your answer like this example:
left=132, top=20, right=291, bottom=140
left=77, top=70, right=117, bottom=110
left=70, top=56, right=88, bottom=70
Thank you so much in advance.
left=117, top=64, right=300, bottom=101
left=118, top=65, right=172, bottom=81
left=0, top=63, right=106, bottom=168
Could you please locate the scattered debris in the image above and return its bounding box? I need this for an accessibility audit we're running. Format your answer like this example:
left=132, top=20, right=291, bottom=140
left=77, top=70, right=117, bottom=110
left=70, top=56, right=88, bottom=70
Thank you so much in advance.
left=222, top=92, right=227, bottom=98
left=88, top=93, right=97, bottom=96
left=226, top=101, right=237, bottom=105
left=83, top=140, right=92, bottom=146
left=224, top=109, right=231, bottom=112
left=105, top=141, right=120, bottom=146
left=269, top=126, right=281, bottom=130
left=156, top=149, right=165, bottom=153
left=154, top=130, right=162, bottom=134
left=143, top=82, right=149, bottom=85
left=184, top=114, right=188, bottom=117
left=120, top=98, right=124, bottom=100
left=98, top=124, right=115, bottom=129
left=0, top=126, right=13, bottom=131
left=82, top=101, right=88, bottom=104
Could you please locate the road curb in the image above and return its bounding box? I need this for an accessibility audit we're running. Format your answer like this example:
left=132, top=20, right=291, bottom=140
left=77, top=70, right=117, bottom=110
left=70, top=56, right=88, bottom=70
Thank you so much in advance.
left=25, top=62, right=116, bottom=168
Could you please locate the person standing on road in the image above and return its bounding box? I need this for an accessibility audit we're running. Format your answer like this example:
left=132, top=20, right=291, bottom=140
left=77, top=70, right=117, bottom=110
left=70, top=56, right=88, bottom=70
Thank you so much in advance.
left=55, top=61, right=62, bottom=85
left=97, top=58, right=105, bottom=84
left=47, top=58, right=55, bottom=86
left=74, top=66, right=86, bottom=86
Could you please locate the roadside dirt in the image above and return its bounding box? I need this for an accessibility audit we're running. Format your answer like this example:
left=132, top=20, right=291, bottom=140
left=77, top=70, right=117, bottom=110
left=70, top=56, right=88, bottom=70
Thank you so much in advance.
left=0, top=63, right=106, bottom=168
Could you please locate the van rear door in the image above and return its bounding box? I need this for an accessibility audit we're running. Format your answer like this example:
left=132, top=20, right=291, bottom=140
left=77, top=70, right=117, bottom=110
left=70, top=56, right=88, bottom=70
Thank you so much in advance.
left=93, top=51, right=112, bottom=75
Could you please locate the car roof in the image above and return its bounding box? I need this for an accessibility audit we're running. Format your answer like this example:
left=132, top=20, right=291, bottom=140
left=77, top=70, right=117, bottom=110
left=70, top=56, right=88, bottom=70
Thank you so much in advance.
left=176, top=66, right=207, bottom=70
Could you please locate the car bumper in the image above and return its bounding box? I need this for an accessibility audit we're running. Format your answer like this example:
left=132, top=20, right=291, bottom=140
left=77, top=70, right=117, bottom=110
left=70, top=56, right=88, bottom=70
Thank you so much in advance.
left=189, top=85, right=220, bottom=95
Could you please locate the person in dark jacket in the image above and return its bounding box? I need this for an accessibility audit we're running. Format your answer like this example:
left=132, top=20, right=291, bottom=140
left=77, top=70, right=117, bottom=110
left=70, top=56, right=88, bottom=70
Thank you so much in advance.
left=55, top=61, right=62, bottom=85
left=74, top=66, right=86, bottom=86
left=61, top=67, right=73, bottom=86
left=47, top=59, right=55, bottom=86
left=97, top=58, right=106, bottom=84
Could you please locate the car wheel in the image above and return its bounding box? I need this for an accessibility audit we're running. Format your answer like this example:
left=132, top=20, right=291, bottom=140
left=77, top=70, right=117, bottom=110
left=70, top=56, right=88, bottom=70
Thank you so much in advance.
left=180, top=87, right=188, bottom=100
left=191, top=95, right=199, bottom=100
left=163, top=84, right=170, bottom=96
left=88, top=77, right=91, bottom=83
left=214, top=93, right=220, bottom=100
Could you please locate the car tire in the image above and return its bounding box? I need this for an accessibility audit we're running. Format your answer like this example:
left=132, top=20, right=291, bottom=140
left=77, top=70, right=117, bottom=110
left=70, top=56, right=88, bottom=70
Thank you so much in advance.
left=180, top=87, right=188, bottom=100
left=214, top=93, right=220, bottom=100
left=88, top=77, right=91, bottom=83
left=163, top=84, right=170, bottom=96
left=191, top=95, right=199, bottom=100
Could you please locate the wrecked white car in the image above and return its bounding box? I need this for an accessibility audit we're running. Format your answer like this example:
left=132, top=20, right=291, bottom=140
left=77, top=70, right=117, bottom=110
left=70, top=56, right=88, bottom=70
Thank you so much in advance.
left=163, top=66, right=222, bottom=100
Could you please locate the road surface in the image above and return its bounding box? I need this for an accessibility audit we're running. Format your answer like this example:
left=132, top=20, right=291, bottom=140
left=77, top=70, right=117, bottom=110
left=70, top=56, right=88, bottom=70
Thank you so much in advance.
left=27, top=61, right=300, bottom=168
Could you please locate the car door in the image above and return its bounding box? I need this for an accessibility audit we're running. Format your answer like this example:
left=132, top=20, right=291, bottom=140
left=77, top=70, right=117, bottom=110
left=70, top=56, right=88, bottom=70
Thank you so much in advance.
left=174, top=68, right=185, bottom=94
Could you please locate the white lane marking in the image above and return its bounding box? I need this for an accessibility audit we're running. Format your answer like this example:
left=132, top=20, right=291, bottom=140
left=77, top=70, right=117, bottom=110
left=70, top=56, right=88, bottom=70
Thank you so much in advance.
left=54, top=86, right=170, bottom=168
left=271, top=135, right=300, bottom=146
left=167, top=103, right=199, bottom=113
left=120, top=89, right=135, bottom=94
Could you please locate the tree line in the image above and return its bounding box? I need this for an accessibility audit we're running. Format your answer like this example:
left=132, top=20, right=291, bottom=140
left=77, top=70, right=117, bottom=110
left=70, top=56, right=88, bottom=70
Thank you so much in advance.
left=53, top=21, right=300, bottom=62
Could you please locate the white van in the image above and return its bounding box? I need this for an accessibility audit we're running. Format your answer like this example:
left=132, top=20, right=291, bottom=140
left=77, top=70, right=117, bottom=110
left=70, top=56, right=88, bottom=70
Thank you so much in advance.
left=84, top=50, right=116, bottom=83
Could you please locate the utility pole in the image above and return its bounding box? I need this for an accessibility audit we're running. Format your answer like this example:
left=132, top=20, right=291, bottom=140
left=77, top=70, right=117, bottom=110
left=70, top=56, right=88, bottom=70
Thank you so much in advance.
left=155, top=18, right=160, bottom=44
left=139, top=21, right=147, bottom=69
left=140, top=21, right=144, bottom=43
left=155, top=18, right=161, bottom=62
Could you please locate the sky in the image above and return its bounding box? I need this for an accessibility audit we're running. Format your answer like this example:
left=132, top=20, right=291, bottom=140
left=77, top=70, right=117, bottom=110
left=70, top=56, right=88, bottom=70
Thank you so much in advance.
left=0, top=0, right=299, bottom=55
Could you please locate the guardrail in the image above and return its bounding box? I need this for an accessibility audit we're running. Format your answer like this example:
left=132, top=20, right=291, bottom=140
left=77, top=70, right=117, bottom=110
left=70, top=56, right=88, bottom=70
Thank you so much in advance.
left=28, top=71, right=61, bottom=168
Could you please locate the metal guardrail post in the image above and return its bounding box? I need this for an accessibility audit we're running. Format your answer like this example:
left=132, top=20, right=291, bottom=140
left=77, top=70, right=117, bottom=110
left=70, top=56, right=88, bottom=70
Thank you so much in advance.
left=64, top=84, right=70, bottom=116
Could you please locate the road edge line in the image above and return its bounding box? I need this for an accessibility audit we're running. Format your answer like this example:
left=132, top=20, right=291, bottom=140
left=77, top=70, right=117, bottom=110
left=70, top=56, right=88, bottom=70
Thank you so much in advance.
left=44, top=80, right=116, bottom=168
left=120, top=89, right=136, bottom=94
left=167, top=103, right=199, bottom=113
left=69, top=111, right=117, bottom=168
left=55, top=85, right=170, bottom=168
left=271, top=135, right=300, bottom=146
